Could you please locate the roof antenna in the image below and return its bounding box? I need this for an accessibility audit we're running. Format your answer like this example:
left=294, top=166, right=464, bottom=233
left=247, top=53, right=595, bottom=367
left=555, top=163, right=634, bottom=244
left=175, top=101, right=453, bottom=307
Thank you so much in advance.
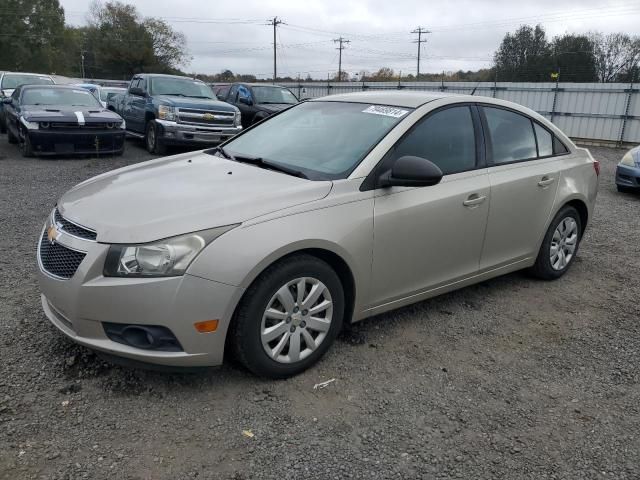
left=470, top=81, right=482, bottom=96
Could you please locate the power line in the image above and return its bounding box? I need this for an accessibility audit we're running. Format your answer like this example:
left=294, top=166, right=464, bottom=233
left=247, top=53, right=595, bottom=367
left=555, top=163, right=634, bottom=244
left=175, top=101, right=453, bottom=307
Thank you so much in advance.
left=411, top=27, right=431, bottom=80
left=333, top=36, right=350, bottom=80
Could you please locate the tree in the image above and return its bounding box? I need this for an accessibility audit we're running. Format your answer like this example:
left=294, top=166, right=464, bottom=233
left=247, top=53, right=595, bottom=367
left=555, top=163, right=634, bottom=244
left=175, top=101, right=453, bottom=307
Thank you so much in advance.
left=590, top=33, right=640, bottom=82
left=371, top=67, right=395, bottom=81
left=494, top=25, right=551, bottom=81
left=0, top=0, right=66, bottom=73
left=550, top=34, right=597, bottom=82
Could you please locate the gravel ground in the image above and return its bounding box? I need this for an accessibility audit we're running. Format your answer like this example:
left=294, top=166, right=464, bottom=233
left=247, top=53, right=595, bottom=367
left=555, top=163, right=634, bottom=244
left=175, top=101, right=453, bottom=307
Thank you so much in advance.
left=0, top=138, right=639, bottom=480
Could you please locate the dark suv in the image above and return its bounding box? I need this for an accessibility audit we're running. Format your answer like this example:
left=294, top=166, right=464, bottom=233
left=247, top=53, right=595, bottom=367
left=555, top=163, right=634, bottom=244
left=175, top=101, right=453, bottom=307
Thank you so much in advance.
left=220, top=83, right=298, bottom=127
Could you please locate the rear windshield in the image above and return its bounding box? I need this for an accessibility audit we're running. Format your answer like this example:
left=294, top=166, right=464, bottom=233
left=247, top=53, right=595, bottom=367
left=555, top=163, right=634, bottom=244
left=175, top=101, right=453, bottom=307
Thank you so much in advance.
left=22, top=88, right=101, bottom=107
left=253, top=86, right=298, bottom=104
left=2, top=74, right=53, bottom=89
left=220, top=101, right=410, bottom=180
left=149, top=77, right=216, bottom=99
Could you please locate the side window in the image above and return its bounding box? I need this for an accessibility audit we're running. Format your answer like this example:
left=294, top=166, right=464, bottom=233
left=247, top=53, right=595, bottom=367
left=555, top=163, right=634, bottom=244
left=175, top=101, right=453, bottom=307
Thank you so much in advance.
left=228, top=85, right=239, bottom=102
left=238, top=85, right=251, bottom=101
left=553, top=136, right=569, bottom=154
left=534, top=123, right=553, bottom=157
left=129, top=78, right=140, bottom=91
left=483, top=107, right=537, bottom=164
left=392, top=106, right=477, bottom=175
left=138, top=78, right=147, bottom=93
left=11, top=88, right=20, bottom=101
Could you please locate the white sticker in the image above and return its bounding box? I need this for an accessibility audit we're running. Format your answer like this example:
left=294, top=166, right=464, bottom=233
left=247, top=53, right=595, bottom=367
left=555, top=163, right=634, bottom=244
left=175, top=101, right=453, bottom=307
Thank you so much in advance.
left=362, top=105, right=409, bottom=118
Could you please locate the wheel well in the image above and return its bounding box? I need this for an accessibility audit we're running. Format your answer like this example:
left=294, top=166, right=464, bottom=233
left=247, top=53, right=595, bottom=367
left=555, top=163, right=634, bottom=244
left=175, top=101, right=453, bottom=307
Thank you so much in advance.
left=145, top=112, right=155, bottom=124
left=565, top=199, right=589, bottom=232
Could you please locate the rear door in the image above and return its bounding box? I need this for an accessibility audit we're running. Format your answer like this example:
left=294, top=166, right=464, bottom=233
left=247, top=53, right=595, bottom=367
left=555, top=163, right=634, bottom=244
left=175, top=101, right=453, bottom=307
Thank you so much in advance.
left=128, top=77, right=148, bottom=133
left=478, top=105, right=566, bottom=270
left=369, top=104, right=491, bottom=307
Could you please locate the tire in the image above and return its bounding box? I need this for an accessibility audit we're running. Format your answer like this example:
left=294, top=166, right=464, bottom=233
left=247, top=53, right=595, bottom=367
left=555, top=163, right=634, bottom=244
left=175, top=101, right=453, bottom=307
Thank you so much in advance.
left=145, top=120, right=166, bottom=155
left=617, top=185, right=632, bottom=193
left=20, top=131, right=34, bottom=158
left=529, top=205, right=582, bottom=280
left=230, top=254, right=345, bottom=378
left=7, top=127, right=18, bottom=144
left=0, top=115, right=6, bottom=134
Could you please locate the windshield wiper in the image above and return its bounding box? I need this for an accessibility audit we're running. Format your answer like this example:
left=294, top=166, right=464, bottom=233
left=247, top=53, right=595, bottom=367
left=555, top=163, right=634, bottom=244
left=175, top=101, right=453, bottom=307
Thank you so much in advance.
left=162, top=93, right=186, bottom=97
left=184, top=95, right=214, bottom=99
left=233, top=155, right=308, bottom=179
left=211, top=145, right=234, bottom=160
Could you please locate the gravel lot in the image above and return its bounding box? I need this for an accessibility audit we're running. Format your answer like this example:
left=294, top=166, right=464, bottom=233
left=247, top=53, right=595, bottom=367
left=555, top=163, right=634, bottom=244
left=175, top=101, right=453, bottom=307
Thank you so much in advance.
left=0, top=138, right=639, bottom=480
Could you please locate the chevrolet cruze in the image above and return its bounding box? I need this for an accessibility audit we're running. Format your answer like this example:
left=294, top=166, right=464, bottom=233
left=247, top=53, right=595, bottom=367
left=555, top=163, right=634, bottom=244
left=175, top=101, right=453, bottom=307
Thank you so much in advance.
left=37, top=91, right=599, bottom=378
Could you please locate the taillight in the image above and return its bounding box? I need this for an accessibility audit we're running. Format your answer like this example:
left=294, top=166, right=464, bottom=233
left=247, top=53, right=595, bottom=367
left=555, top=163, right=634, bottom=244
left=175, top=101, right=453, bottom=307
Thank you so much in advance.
left=593, top=160, right=600, bottom=176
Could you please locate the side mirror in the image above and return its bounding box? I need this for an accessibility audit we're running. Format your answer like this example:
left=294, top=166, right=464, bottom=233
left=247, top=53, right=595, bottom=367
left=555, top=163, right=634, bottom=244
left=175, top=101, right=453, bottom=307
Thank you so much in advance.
left=129, top=87, right=145, bottom=97
left=2, top=97, right=12, bottom=105
left=238, top=96, right=252, bottom=106
left=379, top=156, right=443, bottom=188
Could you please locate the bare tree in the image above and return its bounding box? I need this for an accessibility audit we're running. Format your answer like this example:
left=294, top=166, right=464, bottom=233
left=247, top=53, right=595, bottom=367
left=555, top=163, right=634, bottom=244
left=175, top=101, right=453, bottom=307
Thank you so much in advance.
left=590, top=33, right=640, bottom=82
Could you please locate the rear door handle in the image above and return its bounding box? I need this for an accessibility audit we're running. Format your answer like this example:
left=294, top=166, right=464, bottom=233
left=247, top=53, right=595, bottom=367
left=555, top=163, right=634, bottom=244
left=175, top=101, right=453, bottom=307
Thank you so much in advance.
left=463, top=194, right=487, bottom=207
left=538, top=176, right=555, bottom=187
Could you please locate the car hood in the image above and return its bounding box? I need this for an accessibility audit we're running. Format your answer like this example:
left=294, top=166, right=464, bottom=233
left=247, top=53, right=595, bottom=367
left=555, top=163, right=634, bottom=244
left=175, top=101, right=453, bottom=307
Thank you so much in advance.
left=22, top=105, right=123, bottom=123
left=257, top=103, right=295, bottom=113
left=154, top=95, right=237, bottom=112
left=57, top=152, right=332, bottom=243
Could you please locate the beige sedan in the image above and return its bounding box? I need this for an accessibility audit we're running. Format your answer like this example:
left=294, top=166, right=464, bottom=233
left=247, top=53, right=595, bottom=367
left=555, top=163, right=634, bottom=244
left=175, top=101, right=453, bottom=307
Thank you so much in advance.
left=37, top=91, right=599, bottom=378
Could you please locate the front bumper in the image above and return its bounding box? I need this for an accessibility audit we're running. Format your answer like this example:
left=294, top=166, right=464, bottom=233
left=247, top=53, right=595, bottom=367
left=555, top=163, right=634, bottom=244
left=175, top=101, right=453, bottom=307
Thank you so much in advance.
left=155, top=119, right=242, bottom=146
left=615, top=164, right=640, bottom=189
left=37, top=222, right=244, bottom=367
left=27, top=129, right=125, bottom=156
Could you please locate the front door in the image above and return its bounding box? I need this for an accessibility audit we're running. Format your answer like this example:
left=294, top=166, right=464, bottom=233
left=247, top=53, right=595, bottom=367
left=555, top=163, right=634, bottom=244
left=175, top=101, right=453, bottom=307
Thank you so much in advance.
left=370, top=105, right=490, bottom=307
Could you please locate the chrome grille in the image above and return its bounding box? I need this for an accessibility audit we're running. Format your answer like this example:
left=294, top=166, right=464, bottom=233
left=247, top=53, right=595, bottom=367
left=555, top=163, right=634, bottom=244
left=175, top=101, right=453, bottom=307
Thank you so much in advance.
left=54, top=209, right=97, bottom=241
left=39, top=231, right=86, bottom=279
left=177, top=108, right=235, bottom=127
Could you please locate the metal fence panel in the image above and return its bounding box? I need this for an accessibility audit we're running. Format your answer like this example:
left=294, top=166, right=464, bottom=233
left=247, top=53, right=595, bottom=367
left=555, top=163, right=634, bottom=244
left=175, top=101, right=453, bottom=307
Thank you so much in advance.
left=281, top=81, right=640, bottom=145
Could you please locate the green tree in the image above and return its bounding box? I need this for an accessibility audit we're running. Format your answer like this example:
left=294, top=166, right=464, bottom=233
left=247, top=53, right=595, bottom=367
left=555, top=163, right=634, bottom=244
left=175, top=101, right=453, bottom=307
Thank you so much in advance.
left=0, top=0, right=66, bottom=73
left=550, top=34, right=597, bottom=82
left=590, top=33, right=640, bottom=82
left=494, top=25, right=551, bottom=81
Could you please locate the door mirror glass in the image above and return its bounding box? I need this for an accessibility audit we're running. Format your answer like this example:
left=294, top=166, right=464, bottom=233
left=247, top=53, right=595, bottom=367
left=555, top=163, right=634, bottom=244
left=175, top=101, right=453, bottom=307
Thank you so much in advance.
left=129, top=87, right=145, bottom=97
left=238, top=95, right=252, bottom=105
left=380, top=156, right=443, bottom=188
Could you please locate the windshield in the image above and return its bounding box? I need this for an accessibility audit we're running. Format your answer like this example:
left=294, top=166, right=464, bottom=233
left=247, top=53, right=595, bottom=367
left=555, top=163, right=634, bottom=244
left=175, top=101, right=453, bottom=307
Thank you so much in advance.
left=220, top=101, right=410, bottom=180
left=150, top=77, right=215, bottom=99
left=253, top=86, right=298, bottom=104
left=22, top=88, right=101, bottom=107
left=2, top=74, right=53, bottom=89
left=100, top=87, right=126, bottom=102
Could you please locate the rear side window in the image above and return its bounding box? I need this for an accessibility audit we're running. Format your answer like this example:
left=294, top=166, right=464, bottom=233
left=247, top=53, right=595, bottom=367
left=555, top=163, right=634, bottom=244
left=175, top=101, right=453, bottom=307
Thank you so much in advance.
left=392, top=106, right=477, bottom=175
left=217, top=86, right=230, bottom=99
left=553, top=136, right=569, bottom=154
left=534, top=123, right=553, bottom=157
left=483, top=107, right=537, bottom=164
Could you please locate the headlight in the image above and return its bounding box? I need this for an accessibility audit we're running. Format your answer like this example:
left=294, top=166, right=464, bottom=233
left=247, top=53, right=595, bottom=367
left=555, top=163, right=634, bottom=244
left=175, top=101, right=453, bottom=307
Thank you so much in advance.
left=103, top=225, right=238, bottom=277
left=234, top=111, right=242, bottom=127
left=158, top=105, right=176, bottom=121
left=120, top=119, right=126, bottom=130
left=20, top=117, right=39, bottom=130
left=620, top=152, right=636, bottom=167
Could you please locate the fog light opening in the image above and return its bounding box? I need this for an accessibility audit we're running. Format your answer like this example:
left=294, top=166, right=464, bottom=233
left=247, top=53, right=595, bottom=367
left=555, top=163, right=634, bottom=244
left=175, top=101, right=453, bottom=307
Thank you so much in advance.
left=121, top=326, right=156, bottom=349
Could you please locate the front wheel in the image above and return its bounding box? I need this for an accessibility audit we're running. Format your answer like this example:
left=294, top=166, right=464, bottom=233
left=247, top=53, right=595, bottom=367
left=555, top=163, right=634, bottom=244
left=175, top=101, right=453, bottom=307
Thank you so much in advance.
left=145, top=120, right=166, bottom=155
left=230, top=254, right=344, bottom=378
left=20, top=132, right=34, bottom=157
left=530, top=206, right=582, bottom=280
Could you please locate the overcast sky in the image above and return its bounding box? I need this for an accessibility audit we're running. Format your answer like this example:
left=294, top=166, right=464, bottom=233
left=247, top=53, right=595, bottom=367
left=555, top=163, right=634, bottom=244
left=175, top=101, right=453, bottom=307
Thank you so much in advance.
left=58, top=0, right=639, bottom=79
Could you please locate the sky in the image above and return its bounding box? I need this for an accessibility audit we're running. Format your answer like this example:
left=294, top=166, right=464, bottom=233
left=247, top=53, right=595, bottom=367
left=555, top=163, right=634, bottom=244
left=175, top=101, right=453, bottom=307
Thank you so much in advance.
left=58, top=0, right=640, bottom=79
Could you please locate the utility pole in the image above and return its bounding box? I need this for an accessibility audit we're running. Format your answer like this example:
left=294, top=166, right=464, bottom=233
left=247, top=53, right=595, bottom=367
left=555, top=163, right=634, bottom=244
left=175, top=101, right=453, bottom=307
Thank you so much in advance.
left=267, top=17, right=283, bottom=83
left=411, top=26, right=430, bottom=80
left=333, top=36, right=350, bottom=81
left=80, top=51, right=85, bottom=79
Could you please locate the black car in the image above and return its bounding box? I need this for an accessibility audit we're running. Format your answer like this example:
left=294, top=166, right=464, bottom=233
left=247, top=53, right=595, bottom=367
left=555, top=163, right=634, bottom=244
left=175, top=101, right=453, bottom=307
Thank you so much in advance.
left=3, top=85, right=126, bottom=157
left=221, top=83, right=298, bottom=127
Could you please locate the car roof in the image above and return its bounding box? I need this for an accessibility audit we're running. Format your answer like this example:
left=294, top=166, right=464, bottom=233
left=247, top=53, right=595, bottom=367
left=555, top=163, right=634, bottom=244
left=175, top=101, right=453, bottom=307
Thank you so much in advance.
left=138, top=74, right=205, bottom=82
left=1, top=72, right=52, bottom=78
left=311, top=91, right=461, bottom=108
left=74, top=83, right=100, bottom=88
left=21, top=84, right=89, bottom=91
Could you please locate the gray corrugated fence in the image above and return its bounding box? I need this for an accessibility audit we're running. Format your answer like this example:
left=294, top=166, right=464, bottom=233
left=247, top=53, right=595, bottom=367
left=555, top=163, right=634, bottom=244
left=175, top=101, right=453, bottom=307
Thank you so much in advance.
left=280, top=81, right=640, bottom=146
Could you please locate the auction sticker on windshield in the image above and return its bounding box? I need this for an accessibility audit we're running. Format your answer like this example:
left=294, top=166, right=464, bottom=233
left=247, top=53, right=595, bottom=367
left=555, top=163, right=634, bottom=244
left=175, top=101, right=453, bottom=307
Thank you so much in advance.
left=362, top=105, right=409, bottom=118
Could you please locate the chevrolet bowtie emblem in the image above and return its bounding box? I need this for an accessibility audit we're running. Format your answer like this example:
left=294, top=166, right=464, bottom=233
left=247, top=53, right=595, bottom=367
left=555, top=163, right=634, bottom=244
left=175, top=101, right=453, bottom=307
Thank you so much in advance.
left=47, top=224, right=59, bottom=245
left=203, top=113, right=214, bottom=120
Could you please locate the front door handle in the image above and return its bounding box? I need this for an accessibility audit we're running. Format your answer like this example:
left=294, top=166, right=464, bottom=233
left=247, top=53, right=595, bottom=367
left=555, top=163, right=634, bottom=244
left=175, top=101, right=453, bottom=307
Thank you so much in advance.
left=538, top=176, right=555, bottom=187
left=463, top=194, right=487, bottom=207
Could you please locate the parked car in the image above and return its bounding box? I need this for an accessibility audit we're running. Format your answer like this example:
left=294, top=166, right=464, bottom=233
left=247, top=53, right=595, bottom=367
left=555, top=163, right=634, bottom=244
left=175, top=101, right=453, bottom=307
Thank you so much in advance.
left=210, top=83, right=231, bottom=100
left=0, top=72, right=55, bottom=133
left=37, top=91, right=598, bottom=377
left=3, top=85, right=125, bottom=157
left=615, top=145, right=640, bottom=192
left=74, top=83, right=127, bottom=109
left=108, top=74, right=241, bottom=154
left=220, top=83, right=298, bottom=127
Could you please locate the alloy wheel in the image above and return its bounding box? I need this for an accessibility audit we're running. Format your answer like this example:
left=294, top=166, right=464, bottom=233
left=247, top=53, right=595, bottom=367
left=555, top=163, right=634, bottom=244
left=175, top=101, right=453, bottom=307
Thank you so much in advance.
left=260, top=277, right=333, bottom=364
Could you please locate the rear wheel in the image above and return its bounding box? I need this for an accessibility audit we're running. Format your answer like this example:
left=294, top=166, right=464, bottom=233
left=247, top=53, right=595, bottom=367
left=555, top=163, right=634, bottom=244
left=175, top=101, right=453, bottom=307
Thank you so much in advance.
left=530, top=205, right=581, bottom=280
left=145, top=120, right=166, bottom=155
left=230, top=254, right=344, bottom=378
